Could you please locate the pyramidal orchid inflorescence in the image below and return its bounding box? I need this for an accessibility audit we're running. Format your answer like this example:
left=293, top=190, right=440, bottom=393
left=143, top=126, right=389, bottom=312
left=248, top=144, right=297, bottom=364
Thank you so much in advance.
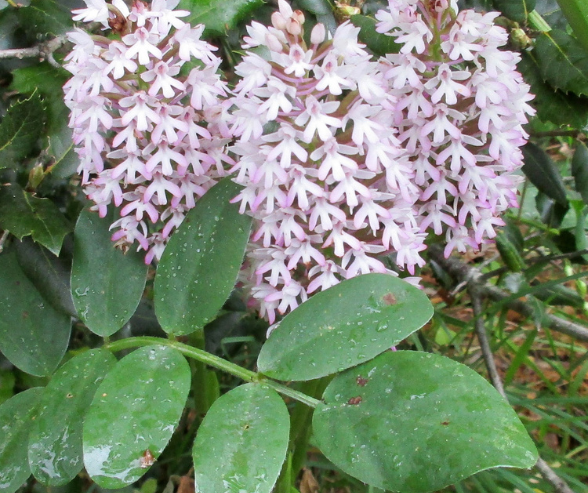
left=375, top=0, right=535, bottom=258
left=64, top=0, right=231, bottom=263
left=229, top=0, right=534, bottom=323
left=229, top=0, right=427, bottom=323
left=63, top=0, right=534, bottom=324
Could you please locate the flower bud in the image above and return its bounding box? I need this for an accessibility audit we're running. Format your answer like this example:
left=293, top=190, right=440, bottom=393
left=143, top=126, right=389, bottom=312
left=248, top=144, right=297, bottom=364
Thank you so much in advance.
left=286, top=18, right=302, bottom=36
left=310, top=23, right=326, bottom=44
left=293, top=9, right=305, bottom=24
left=271, top=11, right=287, bottom=30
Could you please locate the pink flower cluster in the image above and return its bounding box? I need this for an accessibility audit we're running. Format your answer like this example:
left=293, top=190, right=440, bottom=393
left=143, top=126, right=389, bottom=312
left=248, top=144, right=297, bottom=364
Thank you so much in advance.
left=376, top=0, right=534, bottom=257
left=64, top=0, right=231, bottom=263
left=230, top=0, right=534, bottom=322
left=230, top=1, right=425, bottom=322
left=64, top=0, right=534, bottom=323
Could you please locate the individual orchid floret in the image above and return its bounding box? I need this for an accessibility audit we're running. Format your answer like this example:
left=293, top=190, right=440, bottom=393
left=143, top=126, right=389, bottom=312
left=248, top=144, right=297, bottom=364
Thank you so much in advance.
left=230, top=0, right=426, bottom=323
left=64, top=0, right=231, bottom=263
left=375, top=0, right=534, bottom=256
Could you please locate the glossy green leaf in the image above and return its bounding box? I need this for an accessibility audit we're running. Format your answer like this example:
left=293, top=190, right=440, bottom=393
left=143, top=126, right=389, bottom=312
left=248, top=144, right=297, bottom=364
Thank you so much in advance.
left=192, top=384, right=289, bottom=493
left=155, top=179, right=252, bottom=335
left=522, top=143, right=568, bottom=207
left=9, top=63, right=68, bottom=132
left=46, top=124, right=77, bottom=178
left=15, top=238, right=76, bottom=317
left=351, top=15, right=400, bottom=56
left=493, top=0, right=535, bottom=22
left=0, top=91, right=44, bottom=165
left=28, top=349, right=117, bottom=486
left=535, top=30, right=588, bottom=96
left=17, top=0, right=72, bottom=36
left=557, top=0, right=588, bottom=52
left=572, top=142, right=588, bottom=205
left=0, top=183, right=72, bottom=256
left=495, top=232, right=526, bottom=272
left=83, top=346, right=190, bottom=489
left=313, top=351, right=538, bottom=493
left=71, top=208, right=148, bottom=337
left=179, top=0, right=263, bottom=35
left=0, top=251, right=71, bottom=376
left=10, top=63, right=77, bottom=178
left=518, top=51, right=588, bottom=128
left=258, top=273, right=433, bottom=381
left=0, top=388, right=44, bottom=493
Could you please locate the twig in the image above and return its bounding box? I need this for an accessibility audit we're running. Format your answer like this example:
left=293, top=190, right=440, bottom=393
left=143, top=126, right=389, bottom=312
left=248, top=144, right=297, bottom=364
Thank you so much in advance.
left=0, top=36, right=66, bottom=68
left=428, top=244, right=588, bottom=342
left=428, top=245, right=578, bottom=493
left=469, top=287, right=506, bottom=397
left=534, top=459, right=576, bottom=493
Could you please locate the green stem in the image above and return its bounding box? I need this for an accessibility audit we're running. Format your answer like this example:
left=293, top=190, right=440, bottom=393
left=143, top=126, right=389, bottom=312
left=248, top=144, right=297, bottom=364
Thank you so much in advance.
left=189, top=331, right=209, bottom=417
left=103, top=336, right=321, bottom=408
left=289, top=378, right=330, bottom=476
left=528, top=10, right=552, bottom=32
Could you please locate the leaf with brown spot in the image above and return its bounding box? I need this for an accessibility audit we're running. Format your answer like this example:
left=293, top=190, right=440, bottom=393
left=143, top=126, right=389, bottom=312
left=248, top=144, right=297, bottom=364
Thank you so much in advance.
left=140, top=449, right=155, bottom=469
left=382, top=293, right=397, bottom=305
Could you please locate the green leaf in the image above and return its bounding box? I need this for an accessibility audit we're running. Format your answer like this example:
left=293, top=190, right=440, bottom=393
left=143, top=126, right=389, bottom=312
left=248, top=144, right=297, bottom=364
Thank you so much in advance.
left=535, top=30, right=588, bottom=97
left=572, top=142, right=588, bottom=205
left=493, top=0, right=536, bottom=22
left=155, top=179, right=252, bottom=335
left=313, top=351, right=538, bottom=493
left=0, top=251, right=71, bottom=376
left=518, top=51, right=588, bottom=128
left=28, top=349, right=117, bottom=486
left=495, top=232, right=526, bottom=272
left=46, top=124, right=77, bottom=178
left=15, top=238, right=76, bottom=317
left=0, top=91, right=44, bottom=165
left=179, top=0, right=264, bottom=35
left=192, top=383, right=290, bottom=493
left=17, top=0, right=72, bottom=36
left=0, top=183, right=72, bottom=256
left=351, top=15, right=399, bottom=56
left=0, top=388, right=44, bottom=493
left=83, top=346, right=190, bottom=489
left=522, top=143, right=568, bottom=207
left=556, top=0, right=588, bottom=52
left=71, top=208, right=148, bottom=337
left=10, top=63, right=77, bottom=177
left=257, top=273, right=433, bottom=381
